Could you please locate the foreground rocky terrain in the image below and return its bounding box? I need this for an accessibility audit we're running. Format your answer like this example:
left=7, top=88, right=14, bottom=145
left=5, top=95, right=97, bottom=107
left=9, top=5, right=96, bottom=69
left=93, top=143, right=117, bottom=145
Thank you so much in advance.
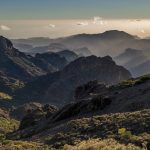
left=4, top=109, right=150, bottom=150
left=0, top=75, right=148, bottom=149
left=0, top=73, right=149, bottom=149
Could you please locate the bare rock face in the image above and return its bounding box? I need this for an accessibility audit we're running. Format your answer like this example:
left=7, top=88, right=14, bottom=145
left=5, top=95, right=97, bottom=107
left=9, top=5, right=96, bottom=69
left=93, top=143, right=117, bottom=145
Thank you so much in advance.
left=0, top=36, right=13, bottom=50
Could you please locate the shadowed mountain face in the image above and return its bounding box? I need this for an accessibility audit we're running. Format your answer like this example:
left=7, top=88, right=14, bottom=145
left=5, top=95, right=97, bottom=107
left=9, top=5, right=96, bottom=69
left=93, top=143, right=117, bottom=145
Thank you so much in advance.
left=34, top=52, right=68, bottom=70
left=0, top=36, right=79, bottom=80
left=0, top=36, right=46, bottom=81
left=15, top=55, right=131, bottom=106
left=0, top=36, right=80, bottom=98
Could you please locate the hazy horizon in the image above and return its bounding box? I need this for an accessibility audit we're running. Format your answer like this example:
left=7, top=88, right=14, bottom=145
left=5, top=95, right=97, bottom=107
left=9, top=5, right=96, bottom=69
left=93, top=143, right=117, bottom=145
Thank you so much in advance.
left=1, top=19, right=150, bottom=39
left=1, top=1, right=150, bottom=39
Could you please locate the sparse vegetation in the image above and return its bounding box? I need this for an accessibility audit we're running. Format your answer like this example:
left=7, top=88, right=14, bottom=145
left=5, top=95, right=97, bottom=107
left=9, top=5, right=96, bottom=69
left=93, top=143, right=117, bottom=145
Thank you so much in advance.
left=11, top=80, right=25, bottom=91
left=0, top=140, right=48, bottom=150
left=119, top=74, right=150, bottom=88
left=44, top=109, right=150, bottom=149
left=63, top=138, right=144, bottom=150
left=0, top=117, right=19, bottom=134
left=0, top=92, right=12, bottom=100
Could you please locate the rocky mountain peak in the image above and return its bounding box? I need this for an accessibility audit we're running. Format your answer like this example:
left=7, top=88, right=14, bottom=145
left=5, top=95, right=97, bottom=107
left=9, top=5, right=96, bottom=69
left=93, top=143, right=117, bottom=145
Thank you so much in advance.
left=0, top=36, right=13, bottom=50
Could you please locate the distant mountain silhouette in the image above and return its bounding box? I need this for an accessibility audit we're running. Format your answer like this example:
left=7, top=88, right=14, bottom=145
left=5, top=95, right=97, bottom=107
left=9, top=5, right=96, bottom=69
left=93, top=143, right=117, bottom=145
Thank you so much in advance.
left=56, top=50, right=78, bottom=62
left=131, top=60, right=150, bottom=77
left=12, top=37, right=52, bottom=47
left=28, top=43, right=67, bottom=55
left=73, top=47, right=92, bottom=56
left=114, top=48, right=150, bottom=77
left=12, top=30, right=150, bottom=57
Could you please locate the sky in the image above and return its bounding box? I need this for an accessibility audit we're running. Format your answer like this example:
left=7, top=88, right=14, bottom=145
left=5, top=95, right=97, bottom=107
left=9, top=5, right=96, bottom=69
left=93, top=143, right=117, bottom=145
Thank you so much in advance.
left=0, top=0, right=150, bottom=19
left=0, top=0, right=150, bottom=38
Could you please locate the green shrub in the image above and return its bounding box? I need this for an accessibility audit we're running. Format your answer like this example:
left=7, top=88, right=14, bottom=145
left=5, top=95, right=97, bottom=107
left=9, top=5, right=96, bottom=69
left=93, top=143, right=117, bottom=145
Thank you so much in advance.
left=0, top=92, right=12, bottom=100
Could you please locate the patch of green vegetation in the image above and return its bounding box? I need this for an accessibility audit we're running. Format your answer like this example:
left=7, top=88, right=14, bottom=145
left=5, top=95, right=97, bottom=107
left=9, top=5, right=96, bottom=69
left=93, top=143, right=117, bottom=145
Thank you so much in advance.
left=119, top=74, right=150, bottom=88
left=119, top=79, right=136, bottom=87
left=0, top=140, right=49, bottom=150
left=11, top=80, right=25, bottom=91
left=135, top=74, right=150, bottom=85
left=0, top=92, right=12, bottom=100
left=0, top=117, right=19, bottom=134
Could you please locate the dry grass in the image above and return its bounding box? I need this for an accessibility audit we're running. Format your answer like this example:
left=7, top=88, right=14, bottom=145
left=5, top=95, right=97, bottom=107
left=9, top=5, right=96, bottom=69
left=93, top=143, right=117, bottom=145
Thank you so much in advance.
left=0, top=140, right=49, bottom=150
left=45, top=109, right=150, bottom=149
left=63, top=138, right=144, bottom=150
left=0, top=117, right=19, bottom=134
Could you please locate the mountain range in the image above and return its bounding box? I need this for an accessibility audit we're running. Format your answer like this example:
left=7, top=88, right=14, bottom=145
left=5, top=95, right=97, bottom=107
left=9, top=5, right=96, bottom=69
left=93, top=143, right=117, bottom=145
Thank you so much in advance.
left=12, top=30, right=150, bottom=77
left=0, top=31, right=150, bottom=150
left=12, top=30, right=150, bottom=57
left=114, top=48, right=150, bottom=77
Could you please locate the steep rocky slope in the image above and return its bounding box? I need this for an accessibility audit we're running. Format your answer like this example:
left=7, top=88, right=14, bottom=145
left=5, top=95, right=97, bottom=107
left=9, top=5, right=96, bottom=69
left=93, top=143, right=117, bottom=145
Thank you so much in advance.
left=0, top=36, right=75, bottom=83
left=0, top=36, right=46, bottom=81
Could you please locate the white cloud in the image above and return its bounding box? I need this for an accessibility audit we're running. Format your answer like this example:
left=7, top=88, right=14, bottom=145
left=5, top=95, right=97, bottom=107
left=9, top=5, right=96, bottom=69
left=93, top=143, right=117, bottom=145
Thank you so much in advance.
left=93, top=16, right=107, bottom=25
left=44, top=24, right=56, bottom=29
left=0, top=25, right=11, bottom=31
left=141, top=29, right=145, bottom=34
left=77, top=22, right=88, bottom=26
left=93, top=16, right=102, bottom=24
left=48, top=24, right=56, bottom=28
